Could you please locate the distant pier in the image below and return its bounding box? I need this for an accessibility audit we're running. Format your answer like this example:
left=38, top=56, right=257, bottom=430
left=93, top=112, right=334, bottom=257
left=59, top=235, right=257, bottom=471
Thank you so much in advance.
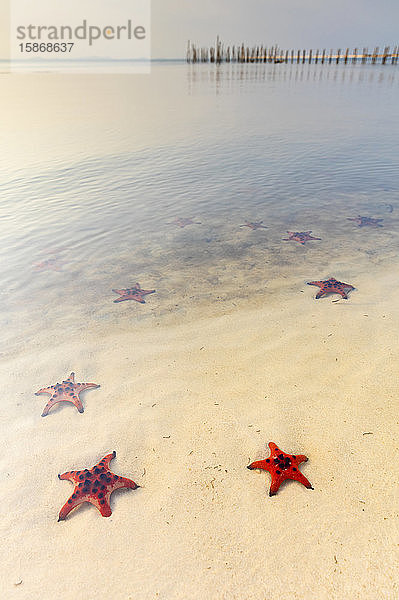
left=187, top=39, right=399, bottom=65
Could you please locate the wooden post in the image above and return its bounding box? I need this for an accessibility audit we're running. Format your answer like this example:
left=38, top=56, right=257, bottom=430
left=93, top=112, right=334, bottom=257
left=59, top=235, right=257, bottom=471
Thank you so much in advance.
left=336, top=48, right=341, bottom=64
left=353, top=48, right=357, bottom=63
left=362, top=47, right=367, bottom=64
left=321, top=49, right=326, bottom=64
left=291, top=49, right=294, bottom=64
left=344, top=48, right=349, bottom=64
left=297, top=49, right=300, bottom=64
left=329, top=49, right=333, bottom=64
left=315, top=49, right=319, bottom=64
left=302, top=49, right=306, bottom=64
left=382, top=46, right=389, bottom=64
left=309, top=49, right=312, bottom=64
left=372, top=47, right=378, bottom=64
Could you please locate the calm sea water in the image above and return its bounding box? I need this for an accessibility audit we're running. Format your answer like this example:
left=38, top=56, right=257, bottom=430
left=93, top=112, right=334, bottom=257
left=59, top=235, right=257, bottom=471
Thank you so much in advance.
left=0, top=62, right=398, bottom=355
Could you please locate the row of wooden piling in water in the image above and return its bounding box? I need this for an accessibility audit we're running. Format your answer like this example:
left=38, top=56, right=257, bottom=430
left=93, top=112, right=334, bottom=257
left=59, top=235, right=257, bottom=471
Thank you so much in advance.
left=187, top=39, right=399, bottom=65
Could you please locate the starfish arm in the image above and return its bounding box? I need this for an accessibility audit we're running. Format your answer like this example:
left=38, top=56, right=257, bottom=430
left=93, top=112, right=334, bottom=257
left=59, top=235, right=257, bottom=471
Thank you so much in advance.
left=58, top=470, right=80, bottom=484
left=307, top=281, right=323, bottom=287
left=69, top=394, right=84, bottom=413
left=291, top=470, right=313, bottom=490
left=269, top=474, right=284, bottom=496
left=58, top=495, right=87, bottom=521
left=341, top=283, right=355, bottom=289
left=113, top=296, right=127, bottom=303
left=268, top=442, right=280, bottom=452
left=66, top=372, right=75, bottom=383
left=97, top=478, right=138, bottom=517
left=41, top=394, right=83, bottom=417
left=141, top=289, right=156, bottom=295
left=114, top=476, right=140, bottom=490
left=132, top=295, right=146, bottom=304
left=93, top=496, right=112, bottom=517
left=35, top=387, right=53, bottom=396
left=95, top=451, right=117, bottom=470
left=112, top=289, right=125, bottom=295
left=247, top=459, right=268, bottom=471
left=315, top=290, right=327, bottom=299
left=41, top=399, right=58, bottom=417
left=336, top=290, right=348, bottom=299
left=75, top=382, right=100, bottom=393
left=294, top=455, right=308, bottom=464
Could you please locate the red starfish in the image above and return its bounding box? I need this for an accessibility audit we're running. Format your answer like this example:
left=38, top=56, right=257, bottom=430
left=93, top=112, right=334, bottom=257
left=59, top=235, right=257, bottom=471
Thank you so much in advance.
left=347, top=215, right=383, bottom=227
left=112, top=283, right=155, bottom=304
left=283, top=231, right=321, bottom=245
left=240, top=221, right=267, bottom=230
left=170, top=217, right=201, bottom=228
left=307, top=277, right=355, bottom=299
left=32, top=257, right=63, bottom=271
left=36, top=372, right=100, bottom=417
left=58, top=451, right=139, bottom=520
left=247, top=442, right=313, bottom=496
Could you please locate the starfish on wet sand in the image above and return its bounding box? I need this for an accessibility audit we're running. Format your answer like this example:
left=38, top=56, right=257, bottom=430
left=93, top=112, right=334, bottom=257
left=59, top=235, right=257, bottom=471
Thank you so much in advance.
left=347, top=215, right=383, bottom=227
left=307, top=277, right=355, bottom=299
left=283, top=231, right=321, bottom=245
left=240, top=221, right=267, bottom=230
left=247, top=442, right=313, bottom=496
left=58, top=451, right=140, bottom=520
left=170, top=217, right=201, bottom=228
left=32, top=257, right=63, bottom=271
left=36, top=372, right=100, bottom=417
left=112, top=283, right=155, bottom=304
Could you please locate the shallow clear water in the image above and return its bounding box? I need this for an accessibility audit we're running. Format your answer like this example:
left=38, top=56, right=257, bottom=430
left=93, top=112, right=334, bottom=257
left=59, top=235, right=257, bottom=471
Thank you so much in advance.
left=0, top=62, right=399, bottom=355
left=1, top=61, right=399, bottom=600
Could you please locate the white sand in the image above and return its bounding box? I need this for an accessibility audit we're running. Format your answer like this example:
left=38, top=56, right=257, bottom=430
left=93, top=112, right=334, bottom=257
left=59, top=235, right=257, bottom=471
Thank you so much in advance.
left=1, top=260, right=398, bottom=600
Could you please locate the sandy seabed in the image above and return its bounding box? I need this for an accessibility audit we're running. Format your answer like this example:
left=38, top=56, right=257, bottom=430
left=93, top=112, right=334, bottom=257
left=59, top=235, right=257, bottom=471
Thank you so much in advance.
left=1, top=253, right=398, bottom=600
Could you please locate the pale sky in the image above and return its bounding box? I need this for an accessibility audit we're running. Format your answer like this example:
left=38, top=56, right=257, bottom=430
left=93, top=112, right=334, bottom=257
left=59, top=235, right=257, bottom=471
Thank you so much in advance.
left=1, top=0, right=399, bottom=59
left=152, top=0, right=399, bottom=58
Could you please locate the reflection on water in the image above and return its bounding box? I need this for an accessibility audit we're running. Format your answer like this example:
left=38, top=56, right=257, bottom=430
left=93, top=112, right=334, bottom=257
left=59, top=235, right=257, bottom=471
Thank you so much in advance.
left=0, top=62, right=399, bottom=356
left=187, top=62, right=399, bottom=90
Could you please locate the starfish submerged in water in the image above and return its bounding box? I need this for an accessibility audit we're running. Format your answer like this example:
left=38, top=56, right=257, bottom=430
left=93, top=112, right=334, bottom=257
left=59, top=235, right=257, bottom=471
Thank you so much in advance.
left=112, top=283, right=155, bottom=304
left=58, top=451, right=140, bottom=520
left=169, top=217, right=201, bottom=228
left=283, top=231, right=321, bottom=245
left=35, top=372, right=100, bottom=417
left=347, top=215, right=383, bottom=227
left=240, top=221, right=267, bottom=230
left=307, top=277, right=355, bottom=300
